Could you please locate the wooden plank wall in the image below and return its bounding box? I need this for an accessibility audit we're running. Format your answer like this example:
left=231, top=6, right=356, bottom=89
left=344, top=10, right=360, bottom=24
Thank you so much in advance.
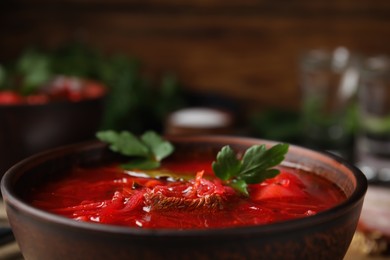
left=1, top=0, right=390, bottom=113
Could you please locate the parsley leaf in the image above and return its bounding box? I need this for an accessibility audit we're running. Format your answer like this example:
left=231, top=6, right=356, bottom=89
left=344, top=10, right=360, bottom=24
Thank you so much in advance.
left=212, top=145, right=241, bottom=181
left=96, top=130, right=149, bottom=157
left=96, top=130, right=174, bottom=170
left=97, top=130, right=288, bottom=195
left=140, top=131, right=174, bottom=161
left=212, top=143, right=289, bottom=195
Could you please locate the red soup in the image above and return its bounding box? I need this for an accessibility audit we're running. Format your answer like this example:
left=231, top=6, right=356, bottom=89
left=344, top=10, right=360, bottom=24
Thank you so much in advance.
left=26, top=159, right=346, bottom=229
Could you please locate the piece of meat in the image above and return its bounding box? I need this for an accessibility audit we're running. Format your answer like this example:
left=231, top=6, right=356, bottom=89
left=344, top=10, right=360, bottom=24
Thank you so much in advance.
left=144, top=171, right=234, bottom=211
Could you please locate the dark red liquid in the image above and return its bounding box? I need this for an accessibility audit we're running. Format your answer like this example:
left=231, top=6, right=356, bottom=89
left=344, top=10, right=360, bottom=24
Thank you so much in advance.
left=26, top=160, right=346, bottom=229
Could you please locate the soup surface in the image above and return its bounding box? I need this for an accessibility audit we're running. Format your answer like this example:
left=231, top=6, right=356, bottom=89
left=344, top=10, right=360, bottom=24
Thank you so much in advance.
left=26, top=159, right=346, bottom=229
left=0, top=76, right=105, bottom=105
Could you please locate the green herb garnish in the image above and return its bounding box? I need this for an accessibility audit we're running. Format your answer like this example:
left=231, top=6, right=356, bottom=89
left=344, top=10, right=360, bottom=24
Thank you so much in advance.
left=212, top=144, right=289, bottom=196
left=97, top=130, right=288, bottom=195
left=96, top=130, right=174, bottom=170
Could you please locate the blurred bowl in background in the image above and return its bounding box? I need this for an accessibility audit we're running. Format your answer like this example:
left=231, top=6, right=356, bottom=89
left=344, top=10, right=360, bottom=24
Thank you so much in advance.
left=0, top=77, right=106, bottom=175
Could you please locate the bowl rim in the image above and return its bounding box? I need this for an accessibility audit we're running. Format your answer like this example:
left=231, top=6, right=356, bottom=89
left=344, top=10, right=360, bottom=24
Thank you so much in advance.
left=1, top=135, right=368, bottom=237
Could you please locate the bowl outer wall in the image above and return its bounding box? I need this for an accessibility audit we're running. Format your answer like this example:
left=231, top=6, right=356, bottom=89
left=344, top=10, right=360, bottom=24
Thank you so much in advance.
left=0, top=96, right=105, bottom=176
left=1, top=135, right=367, bottom=260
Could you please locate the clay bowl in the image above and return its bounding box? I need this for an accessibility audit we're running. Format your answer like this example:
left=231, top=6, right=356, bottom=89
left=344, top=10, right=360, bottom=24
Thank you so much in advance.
left=0, top=93, right=106, bottom=176
left=1, top=136, right=367, bottom=260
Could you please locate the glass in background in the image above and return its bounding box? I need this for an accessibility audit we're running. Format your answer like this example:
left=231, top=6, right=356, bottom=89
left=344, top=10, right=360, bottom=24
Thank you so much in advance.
left=299, top=47, right=359, bottom=160
left=355, top=55, right=390, bottom=184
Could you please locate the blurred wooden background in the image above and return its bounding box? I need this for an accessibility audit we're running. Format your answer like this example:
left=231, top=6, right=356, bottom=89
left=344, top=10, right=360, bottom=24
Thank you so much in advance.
left=1, top=0, right=390, bottom=113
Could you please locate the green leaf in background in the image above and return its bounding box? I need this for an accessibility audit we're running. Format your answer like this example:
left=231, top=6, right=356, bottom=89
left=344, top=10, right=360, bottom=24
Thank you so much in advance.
left=361, top=114, right=390, bottom=134
left=1, top=42, right=189, bottom=134
left=98, top=56, right=149, bottom=132
left=249, top=110, right=303, bottom=144
left=154, top=73, right=188, bottom=120
left=15, top=49, right=52, bottom=95
left=50, top=43, right=103, bottom=78
left=0, top=65, right=6, bottom=90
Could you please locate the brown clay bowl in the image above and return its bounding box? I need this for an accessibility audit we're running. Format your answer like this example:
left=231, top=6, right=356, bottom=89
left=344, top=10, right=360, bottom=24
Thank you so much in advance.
left=1, top=136, right=367, bottom=260
left=0, top=96, right=105, bottom=176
